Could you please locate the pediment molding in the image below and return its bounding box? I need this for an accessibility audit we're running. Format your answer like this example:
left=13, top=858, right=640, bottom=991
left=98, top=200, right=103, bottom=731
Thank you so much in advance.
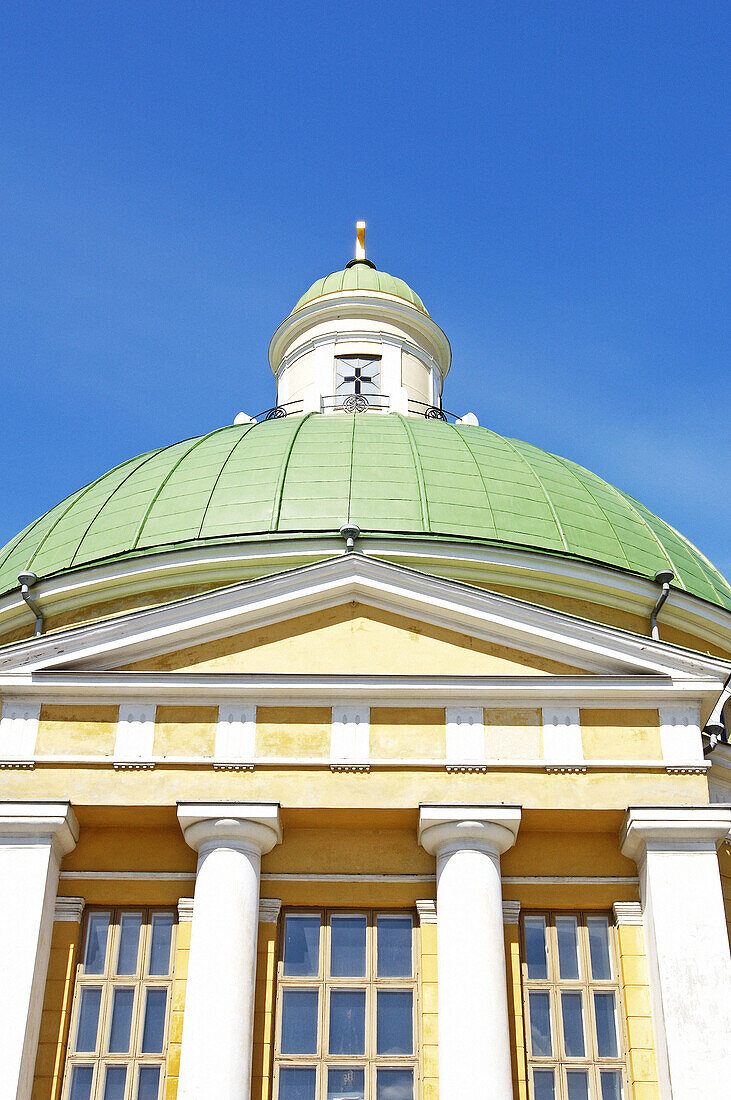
left=0, top=555, right=727, bottom=688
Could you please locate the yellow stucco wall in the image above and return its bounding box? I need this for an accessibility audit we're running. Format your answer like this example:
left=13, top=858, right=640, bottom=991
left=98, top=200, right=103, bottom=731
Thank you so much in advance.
left=581, top=709, right=662, bottom=760
left=616, top=922, right=660, bottom=1099
left=153, top=706, right=218, bottom=757
left=505, top=921, right=527, bottom=1100
left=165, top=916, right=190, bottom=1100
left=4, top=762, right=708, bottom=811
left=32, top=919, right=81, bottom=1100
left=39, top=815, right=662, bottom=1098
left=256, top=707, right=331, bottom=757
left=370, top=708, right=446, bottom=759
left=35, top=705, right=118, bottom=756
left=121, top=603, right=586, bottom=677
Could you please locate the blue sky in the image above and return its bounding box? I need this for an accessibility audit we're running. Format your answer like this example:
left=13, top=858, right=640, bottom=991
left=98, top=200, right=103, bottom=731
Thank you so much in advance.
left=2, top=2, right=729, bottom=580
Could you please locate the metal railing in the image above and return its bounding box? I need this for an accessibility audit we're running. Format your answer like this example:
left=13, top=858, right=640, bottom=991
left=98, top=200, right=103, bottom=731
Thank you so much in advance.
left=249, top=400, right=304, bottom=421
left=407, top=399, right=461, bottom=422
left=321, top=394, right=391, bottom=414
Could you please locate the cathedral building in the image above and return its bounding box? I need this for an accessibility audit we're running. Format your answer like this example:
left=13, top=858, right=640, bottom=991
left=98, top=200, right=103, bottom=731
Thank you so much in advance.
left=1, top=226, right=730, bottom=1100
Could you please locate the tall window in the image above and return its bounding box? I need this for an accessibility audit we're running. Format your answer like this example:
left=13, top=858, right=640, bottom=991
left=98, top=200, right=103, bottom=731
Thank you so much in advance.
left=274, top=910, right=418, bottom=1100
left=335, top=356, right=381, bottom=397
left=63, top=908, right=176, bottom=1100
left=521, top=913, right=629, bottom=1100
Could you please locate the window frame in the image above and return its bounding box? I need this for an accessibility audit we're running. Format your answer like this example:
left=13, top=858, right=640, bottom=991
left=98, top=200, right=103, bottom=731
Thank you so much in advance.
left=62, top=906, right=177, bottom=1100
left=334, top=355, right=382, bottom=398
left=521, top=911, right=630, bottom=1100
left=273, top=907, right=420, bottom=1100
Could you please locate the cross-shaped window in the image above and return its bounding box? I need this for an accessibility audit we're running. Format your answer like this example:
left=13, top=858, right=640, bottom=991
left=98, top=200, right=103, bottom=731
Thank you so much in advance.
left=335, top=355, right=381, bottom=397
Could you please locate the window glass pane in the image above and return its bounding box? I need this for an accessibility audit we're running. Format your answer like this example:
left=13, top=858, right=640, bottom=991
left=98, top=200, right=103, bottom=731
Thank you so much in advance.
left=376, top=1068, right=413, bottom=1100
left=600, top=1070, right=624, bottom=1100
left=377, top=990, right=413, bottom=1055
left=84, top=912, right=110, bottom=974
left=336, top=356, right=381, bottom=397
left=330, top=916, right=366, bottom=977
left=594, top=992, right=619, bottom=1057
left=108, top=987, right=135, bottom=1052
left=75, top=987, right=102, bottom=1052
left=116, top=911, right=142, bottom=975
left=588, top=917, right=612, bottom=980
left=556, top=916, right=580, bottom=979
left=377, top=916, right=412, bottom=977
left=141, top=987, right=167, bottom=1053
left=148, top=912, right=174, bottom=975
left=137, top=1066, right=161, bottom=1100
left=102, top=1065, right=127, bottom=1100
left=532, top=1070, right=555, bottom=1100
left=529, top=990, right=552, bottom=1056
left=69, top=1066, right=94, bottom=1100
left=566, top=1070, right=590, bottom=1100
left=561, top=992, right=585, bottom=1057
left=525, top=916, right=548, bottom=979
left=328, top=1067, right=365, bottom=1100
left=279, top=1067, right=317, bottom=1100
left=283, top=915, right=321, bottom=977
left=281, top=989, right=318, bottom=1055
left=329, top=989, right=366, bottom=1055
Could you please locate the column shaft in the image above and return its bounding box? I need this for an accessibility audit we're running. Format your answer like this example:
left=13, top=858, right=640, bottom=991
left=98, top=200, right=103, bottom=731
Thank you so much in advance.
left=419, top=804, right=521, bottom=1100
left=0, top=801, right=78, bottom=1100
left=621, top=806, right=731, bottom=1099
left=177, top=803, right=281, bottom=1100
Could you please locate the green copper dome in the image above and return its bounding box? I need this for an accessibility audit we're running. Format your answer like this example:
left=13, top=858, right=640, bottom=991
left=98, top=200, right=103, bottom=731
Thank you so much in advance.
left=293, top=263, right=428, bottom=314
left=1, top=414, right=729, bottom=611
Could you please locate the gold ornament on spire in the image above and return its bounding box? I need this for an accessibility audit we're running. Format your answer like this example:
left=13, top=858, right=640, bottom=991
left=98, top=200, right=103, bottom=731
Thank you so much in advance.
left=355, top=221, right=366, bottom=261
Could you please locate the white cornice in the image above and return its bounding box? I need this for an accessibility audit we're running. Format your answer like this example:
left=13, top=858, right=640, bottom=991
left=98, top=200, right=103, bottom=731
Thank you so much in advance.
left=0, top=673, right=718, bottom=708
left=0, top=555, right=726, bottom=684
left=1, top=537, right=728, bottom=655
left=268, top=293, right=451, bottom=377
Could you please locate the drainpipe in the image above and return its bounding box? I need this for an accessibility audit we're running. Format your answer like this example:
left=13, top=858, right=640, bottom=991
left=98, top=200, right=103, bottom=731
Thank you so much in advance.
left=18, top=571, right=44, bottom=637
left=650, top=569, right=674, bottom=640
left=703, top=671, right=731, bottom=756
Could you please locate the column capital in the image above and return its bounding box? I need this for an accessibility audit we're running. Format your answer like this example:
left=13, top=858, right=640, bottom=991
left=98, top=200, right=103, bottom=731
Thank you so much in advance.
left=177, top=801, right=282, bottom=856
left=0, top=800, right=79, bottom=857
left=418, top=803, right=521, bottom=857
left=620, top=805, right=731, bottom=863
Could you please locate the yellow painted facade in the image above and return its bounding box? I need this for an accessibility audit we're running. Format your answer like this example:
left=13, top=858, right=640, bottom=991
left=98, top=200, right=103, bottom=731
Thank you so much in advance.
left=121, top=603, right=587, bottom=677
left=1, top=560, right=725, bottom=1099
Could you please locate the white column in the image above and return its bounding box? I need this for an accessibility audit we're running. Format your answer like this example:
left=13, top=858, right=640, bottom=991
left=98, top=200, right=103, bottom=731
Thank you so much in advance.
left=620, top=806, right=731, bottom=1099
left=0, top=801, right=79, bottom=1100
left=177, top=802, right=282, bottom=1100
left=418, top=803, right=521, bottom=1100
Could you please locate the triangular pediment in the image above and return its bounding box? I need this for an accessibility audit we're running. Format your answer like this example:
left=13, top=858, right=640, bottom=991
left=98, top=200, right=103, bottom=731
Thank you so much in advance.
left=120, top=602, right=588, bottom=677
left=0, top=555, right=726, bottom=683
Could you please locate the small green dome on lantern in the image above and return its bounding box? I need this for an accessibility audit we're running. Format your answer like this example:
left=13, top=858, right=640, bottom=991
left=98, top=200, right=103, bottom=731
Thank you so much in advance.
left=293, top=262, right=428, bottom=315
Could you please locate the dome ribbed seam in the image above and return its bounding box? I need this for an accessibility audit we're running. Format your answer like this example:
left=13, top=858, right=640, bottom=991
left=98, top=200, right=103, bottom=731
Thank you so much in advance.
left=23, top=450, right=156, bottom=576
left=535, top=449, right=634, bottom=572
left=449, top=425, right=499, bottom=535
left=196, top=421, right=262, bottom=540
left=397, top=416, right=431, bottom=532
left=271, top=414, right=314, bottom=531
left=129, top=426, right=233, bottom=551
left=497, top=435, right=570, bottom=553
left=67, top=445, right=187, bottom=570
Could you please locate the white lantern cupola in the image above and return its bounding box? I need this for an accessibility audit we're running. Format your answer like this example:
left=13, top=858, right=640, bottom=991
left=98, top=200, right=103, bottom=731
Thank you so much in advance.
left=268, top=223, right=451, bottom=416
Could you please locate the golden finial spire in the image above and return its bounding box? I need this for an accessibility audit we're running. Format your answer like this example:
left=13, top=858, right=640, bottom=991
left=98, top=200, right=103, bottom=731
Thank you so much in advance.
left=355, top=221, right=366, bottom=261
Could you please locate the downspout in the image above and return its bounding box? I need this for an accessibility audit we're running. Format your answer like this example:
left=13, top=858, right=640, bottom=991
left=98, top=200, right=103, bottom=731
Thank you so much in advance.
left=703, top=670, right=731, bottom=756
left=650, top=569, right=674, bottom=641
left=18, top=571, right=44, bottom=637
